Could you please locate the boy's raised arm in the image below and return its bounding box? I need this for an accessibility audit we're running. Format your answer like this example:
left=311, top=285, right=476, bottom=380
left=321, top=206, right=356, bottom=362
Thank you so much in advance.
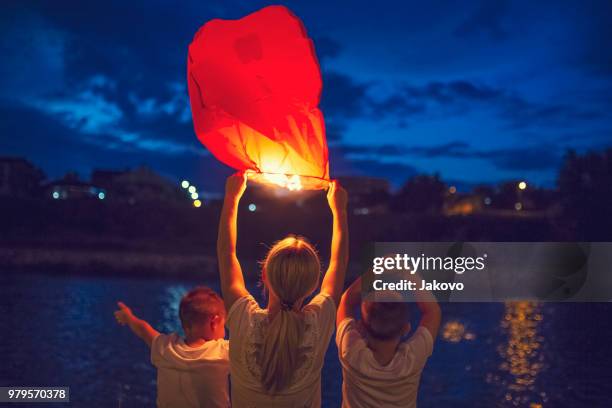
left=320, top=181, right=349, bottom=306
left=337, top=276, right=361, bottom=325
left=412, top=274, right=441, bottom=339
left=217, top=172, right=249, bottom=311
left=114, top=302, right=160, bottom=348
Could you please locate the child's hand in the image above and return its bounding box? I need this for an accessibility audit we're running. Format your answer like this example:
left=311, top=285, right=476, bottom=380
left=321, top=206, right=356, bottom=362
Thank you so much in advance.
left=327, top=180, right=348, bottom=213
left=225, top=171, right=247, bottom=202
left=114, top=301, right=134, bottom=326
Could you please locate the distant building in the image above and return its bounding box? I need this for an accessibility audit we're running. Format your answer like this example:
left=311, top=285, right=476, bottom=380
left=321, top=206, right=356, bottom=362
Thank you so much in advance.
left=91, top=169, right=126, bottom=190
left=46, top=172, right=105, bottom=200
left=91, top=166, right=183, bottom=203
left=0, top=157, right=45, bottom=198
left=336, top=176, right=391, bottom=215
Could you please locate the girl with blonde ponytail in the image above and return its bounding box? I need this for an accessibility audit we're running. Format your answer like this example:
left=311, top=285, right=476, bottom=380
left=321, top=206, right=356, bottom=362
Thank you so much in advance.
left=217, top=172, right=348, bottom=407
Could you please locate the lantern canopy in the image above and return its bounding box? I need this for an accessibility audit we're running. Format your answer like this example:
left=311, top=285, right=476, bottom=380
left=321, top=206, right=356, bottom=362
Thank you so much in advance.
left=187, top=5, right=329, bottom=190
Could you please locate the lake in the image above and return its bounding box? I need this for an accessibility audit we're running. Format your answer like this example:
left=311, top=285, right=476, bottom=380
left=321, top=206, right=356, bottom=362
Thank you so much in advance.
left=1, top=272, right=611, bottom=407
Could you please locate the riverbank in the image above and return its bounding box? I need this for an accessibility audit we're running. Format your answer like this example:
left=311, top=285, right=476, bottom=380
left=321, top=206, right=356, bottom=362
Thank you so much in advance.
left=0, top=247, right=218, bottom=279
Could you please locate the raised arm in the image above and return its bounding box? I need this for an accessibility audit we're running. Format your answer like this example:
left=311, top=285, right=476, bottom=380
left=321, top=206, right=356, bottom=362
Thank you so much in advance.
left=411, top=273, right=441, bottom=339
left=320, top=181, right=349, bottom=305
left=337, top=276, right=361, bottom=325
left=217, top=172, right=249, bottom=311
left=114, top=302, right=160, bottom=348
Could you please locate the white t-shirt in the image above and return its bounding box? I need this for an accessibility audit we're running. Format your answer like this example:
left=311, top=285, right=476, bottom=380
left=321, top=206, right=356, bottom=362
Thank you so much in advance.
left=150, top=333, right=230, bottom=408
left=226, top=293, right=336, bottom=408
left=336, top=318, right=434, bottom=408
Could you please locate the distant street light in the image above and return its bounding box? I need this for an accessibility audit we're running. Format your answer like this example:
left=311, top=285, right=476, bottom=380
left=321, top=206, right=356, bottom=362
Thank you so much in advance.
left=188, top=185, right=196, bottom=194
left=514, top=202, right=523, bottom=211
left=449, top=186, right=457, bottom=194
left=193, top=199, right=202, bottom=208
left=191, top=192, right=199, bottom=200
left=518, top=181, right=527, bottom=190
left=181, top=180, right=190, bottom=189
left=248, top=203, right=257, bottom=212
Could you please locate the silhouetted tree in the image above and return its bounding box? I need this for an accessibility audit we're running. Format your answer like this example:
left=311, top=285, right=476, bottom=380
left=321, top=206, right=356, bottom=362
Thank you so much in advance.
left=558, top=149, right=612, bottom=239
left=495, top=181, right=524, bottom=209
left=392, top=174, right=446, bottom=213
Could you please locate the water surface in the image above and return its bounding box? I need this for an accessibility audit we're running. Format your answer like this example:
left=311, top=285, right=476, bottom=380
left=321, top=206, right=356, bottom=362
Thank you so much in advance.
left=1, top=272, right=610, bottom=407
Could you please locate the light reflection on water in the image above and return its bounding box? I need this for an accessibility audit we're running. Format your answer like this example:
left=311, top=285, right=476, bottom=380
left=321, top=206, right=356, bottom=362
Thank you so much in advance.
left=158, top=284, right=191, bottom=335
left=493, top=302, right=547, bottom=407
left=441, top=320, right=477, bottom=343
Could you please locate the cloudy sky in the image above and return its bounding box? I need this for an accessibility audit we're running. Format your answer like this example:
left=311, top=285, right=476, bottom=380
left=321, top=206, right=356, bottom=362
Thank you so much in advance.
left=1, top=0, right=611, bottom=192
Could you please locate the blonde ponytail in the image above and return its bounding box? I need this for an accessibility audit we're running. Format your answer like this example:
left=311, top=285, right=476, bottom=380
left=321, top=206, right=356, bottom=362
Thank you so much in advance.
left=259, top=236, right=320, bottom=393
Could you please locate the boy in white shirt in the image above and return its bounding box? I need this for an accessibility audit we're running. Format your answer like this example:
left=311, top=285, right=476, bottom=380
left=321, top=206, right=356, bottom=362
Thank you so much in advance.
left=336, top=277, right=441, bottom=408
left=114, top=286, right=230, bottom=408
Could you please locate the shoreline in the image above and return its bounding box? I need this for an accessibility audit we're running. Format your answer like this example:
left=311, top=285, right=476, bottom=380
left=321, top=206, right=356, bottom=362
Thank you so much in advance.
left=0, top=247, right=219, bottom=280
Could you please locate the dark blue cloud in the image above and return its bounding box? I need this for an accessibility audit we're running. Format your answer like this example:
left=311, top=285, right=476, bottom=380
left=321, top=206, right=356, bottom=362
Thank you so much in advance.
left=0, top=101, right=230, bottom=191
left=313, top=36, right=343, bottom=61
left=329, top=145, right=418, bottom=187
left=372, top=79, right=608, bottom=131
left=321, top=71, right=370, bottom=118
left=334, top=140, right=562, bottom=174
left=572, top=0, right=612, bottom=76
left=454, top=0, right=509, bottom=40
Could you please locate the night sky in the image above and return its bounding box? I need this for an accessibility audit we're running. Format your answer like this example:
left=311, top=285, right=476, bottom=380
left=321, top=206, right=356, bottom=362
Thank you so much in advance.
left=1, top=1, right=611, bottom=192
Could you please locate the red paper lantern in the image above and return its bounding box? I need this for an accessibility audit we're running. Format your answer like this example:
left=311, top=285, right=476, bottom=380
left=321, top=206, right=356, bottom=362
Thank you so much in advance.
left=187, top=6, right=329, bottom=190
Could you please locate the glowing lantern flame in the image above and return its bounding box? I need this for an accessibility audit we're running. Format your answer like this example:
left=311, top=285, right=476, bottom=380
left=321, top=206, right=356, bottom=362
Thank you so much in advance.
left=261, top=173, right=303, bottom=191
left=245, top=171, right=330, bottom=191
left=187, top=6, right=330, bottom=191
